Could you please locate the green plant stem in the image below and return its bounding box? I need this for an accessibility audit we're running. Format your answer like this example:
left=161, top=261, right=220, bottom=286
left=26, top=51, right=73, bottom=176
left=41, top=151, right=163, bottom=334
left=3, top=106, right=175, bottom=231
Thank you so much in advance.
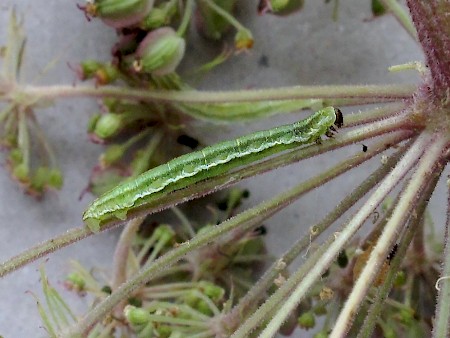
left=228, top=135, right=409, bottom=328
left=433, top=187, right=450, bottom=338
left=380, top=0, right=417, bottom=40
left=0, top=227, right=89, bottom=278
left=344, top=102, right=406, bottom=127
left=257, top=133, right=435, bottom=338
left=0, top=115, right=412, bottom=278
left=202, top=0, right=247, bottom=32
left=357, top=169, right=442, bottom=338
left=18, top=84, right=416, bottom=104
left=63, top=129, right=401, bottom=337
left=177, top=0, right=193, bottom=36
left=331, top=133, right=447, bottom=337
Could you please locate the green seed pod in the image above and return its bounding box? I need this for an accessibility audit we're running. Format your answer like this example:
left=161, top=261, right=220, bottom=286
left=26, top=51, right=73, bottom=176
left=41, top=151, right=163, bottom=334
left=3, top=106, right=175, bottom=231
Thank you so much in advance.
left=298, top=311, right=316, bottom=330
left=93, top=113, right=124, bottom=139
left=124, top=305, right=151, bottom=325
left=134, top=27, right=185, bottom=76
left=140, top=7, right=167, bottom=29
left=86, top=0, right=154, bottom=28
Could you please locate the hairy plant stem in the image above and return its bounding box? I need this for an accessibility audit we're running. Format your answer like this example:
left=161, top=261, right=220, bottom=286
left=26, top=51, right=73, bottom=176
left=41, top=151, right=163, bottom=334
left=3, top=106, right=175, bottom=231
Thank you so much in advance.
left=16, top=84, right=415, bottom=104
left=343, top=103, right=406, bottom=127
left=331, top=133, right=447, bottom=337
left=111, top=217, right=144, bottom=317
left=433, top=186, right=450, bottom=338
left=0, top=115, right=412, bottom=278
left=406, top=0, right=450, bottom=92
left=257, top=132, right=433, bottom=338
left=228, top=136, right=410, bottom=334
left=380, top=0, right=417, bottom=40
left=63, top=130, right=400, bottom=337
left=357, top=169, right=442, bottom=338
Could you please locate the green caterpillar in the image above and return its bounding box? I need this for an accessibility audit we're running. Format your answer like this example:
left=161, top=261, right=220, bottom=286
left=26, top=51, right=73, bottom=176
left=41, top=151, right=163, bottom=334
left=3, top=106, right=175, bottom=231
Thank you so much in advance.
left=83, top=107, right=343, bottom=232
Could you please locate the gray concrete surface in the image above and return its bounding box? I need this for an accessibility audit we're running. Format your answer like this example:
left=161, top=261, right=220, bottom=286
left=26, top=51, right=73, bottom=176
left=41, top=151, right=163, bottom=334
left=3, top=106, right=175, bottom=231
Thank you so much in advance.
left=0, top=0, right=428, bottom=337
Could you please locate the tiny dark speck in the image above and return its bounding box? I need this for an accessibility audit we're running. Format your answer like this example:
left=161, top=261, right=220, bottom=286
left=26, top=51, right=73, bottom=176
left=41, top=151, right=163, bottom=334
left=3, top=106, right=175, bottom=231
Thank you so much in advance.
left=362, top=144, right=368, bottom=152
left=258, top=55, right=269, bottom=67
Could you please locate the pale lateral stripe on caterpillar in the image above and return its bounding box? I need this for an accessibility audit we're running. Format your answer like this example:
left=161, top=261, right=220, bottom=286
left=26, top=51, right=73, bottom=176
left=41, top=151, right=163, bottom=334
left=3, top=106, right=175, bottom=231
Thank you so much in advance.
left=83, top=107, right=343, bottom=232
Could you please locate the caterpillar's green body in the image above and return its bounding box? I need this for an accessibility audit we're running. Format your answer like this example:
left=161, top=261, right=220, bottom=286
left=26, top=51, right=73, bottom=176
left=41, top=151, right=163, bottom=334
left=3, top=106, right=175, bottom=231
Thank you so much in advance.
left=83, top=107, right=341, bottom=232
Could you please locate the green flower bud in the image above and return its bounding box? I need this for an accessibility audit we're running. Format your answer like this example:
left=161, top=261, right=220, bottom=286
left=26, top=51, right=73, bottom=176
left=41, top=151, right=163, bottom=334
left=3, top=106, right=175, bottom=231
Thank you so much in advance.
left=156, top=325, right=172, bottom=338
left=8, top=148, right=23, bottom=165
left=298, top=311, right=316, bottom=330
left=13, top=163, right=29, bottom=183
left=234, top=29, right=254, bottom=50
left=76, top=60, right=102, bottom=80
left=48, top=168, right=64, bottom=189
left=85, top=0, right=154, bottom=28
left=372, top=0, right=387, bottom=16
left=382, top=326, right=397, bottom=338
left=313, top=331, right=329, bottom=338
left=393, top=270, right=407, bottom=287
left=87, top=113, right=101, bottom=133
left=198, top=281, right=225, bottom=302
left=398, top=308, right=414, bottom=325
left=94, top=64, right=119, bottom=85
left=134, top=27, right=185, bottom=76
left=124, top=305, right=150, bottom=325
left=65, top=272, right=86, bottom=292
left=94, top=113, right=124, bottom=139
left=154, top=224, right=175, bottom=243
left=31, top=166, right=50, bottom=191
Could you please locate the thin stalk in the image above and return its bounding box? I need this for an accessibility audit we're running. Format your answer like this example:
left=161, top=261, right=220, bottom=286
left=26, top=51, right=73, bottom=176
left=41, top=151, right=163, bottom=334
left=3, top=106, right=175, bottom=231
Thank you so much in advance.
left=202, top=0, right=247, bottom=32
left=64, top=132, right=397, bottom=337
left=331, top=133, right=447, bottom=337
left=228, top=136, right=410, bottom=325
left=0, top=117, right=411, bottom=278
left=257, top=132, right=434, bottom=338
left=432, top=183, right=450, bottom=337
left=176, top=0, right=193, bottom=36
left=380, top=0, right=417, bottom=40
left=19, top=84, right=416, bottom=104
left=358, top=168, right=442, bottom=338
left=111, top=217, right=144, bottom=290
left=343, top=102, right=406, bottom=127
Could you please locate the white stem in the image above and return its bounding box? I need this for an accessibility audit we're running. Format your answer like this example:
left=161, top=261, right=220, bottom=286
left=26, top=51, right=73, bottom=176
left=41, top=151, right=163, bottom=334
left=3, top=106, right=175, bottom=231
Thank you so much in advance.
left=331, top=133, right=446, bottom=337
left=257, top=133, right=432, bottom=338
